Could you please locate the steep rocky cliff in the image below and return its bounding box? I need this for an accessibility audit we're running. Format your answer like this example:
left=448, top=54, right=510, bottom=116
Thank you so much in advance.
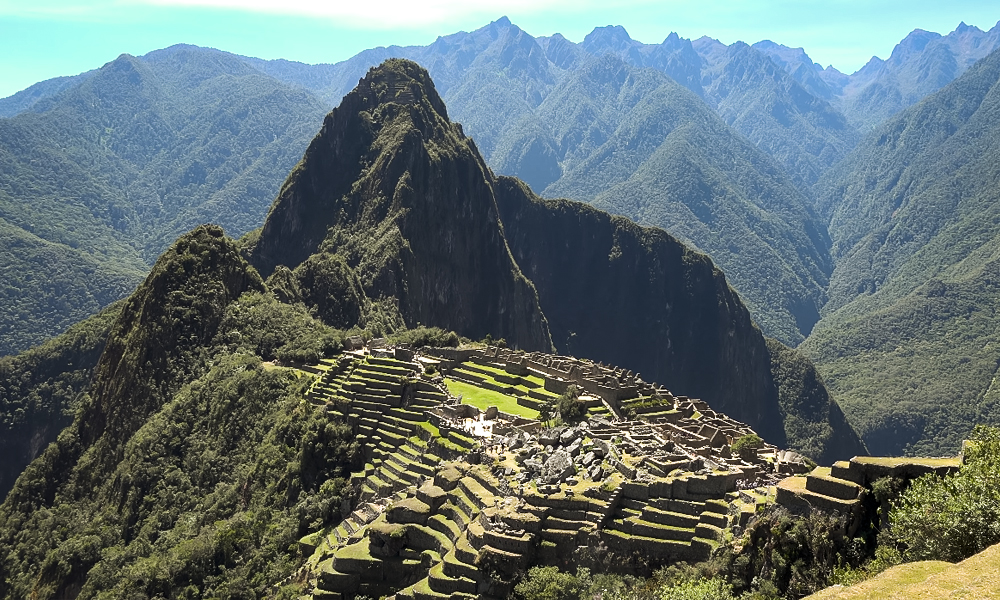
left=494, top=176, right=787, bottom=443
left=249, top=59, right=552, bottom=351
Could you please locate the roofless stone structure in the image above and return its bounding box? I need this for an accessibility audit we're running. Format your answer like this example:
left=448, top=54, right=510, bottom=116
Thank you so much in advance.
left=290, top=344, right=882, bottom=599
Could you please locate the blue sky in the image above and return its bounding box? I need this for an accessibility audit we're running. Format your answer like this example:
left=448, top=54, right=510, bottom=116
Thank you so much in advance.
left=1, top=0, right=999, bottom=99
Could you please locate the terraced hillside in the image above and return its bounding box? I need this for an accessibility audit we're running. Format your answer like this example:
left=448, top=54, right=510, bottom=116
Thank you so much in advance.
left=290, top=344, right=816, bottom=599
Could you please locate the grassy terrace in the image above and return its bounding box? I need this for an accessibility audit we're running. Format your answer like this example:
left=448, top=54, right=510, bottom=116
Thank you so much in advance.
left=465, top=361, right=547, bottom=386
left=444, top=378, right=540, bottom=419
left=806, top=541, right=1000, bottom=599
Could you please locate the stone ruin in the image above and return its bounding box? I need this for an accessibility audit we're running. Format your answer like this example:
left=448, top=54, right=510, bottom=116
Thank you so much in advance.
left=291, top=343, right=926, bottom=600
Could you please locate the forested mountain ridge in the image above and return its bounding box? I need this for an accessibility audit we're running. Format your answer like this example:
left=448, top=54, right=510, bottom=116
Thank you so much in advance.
left=498, top=54, right=833, bottom=344
left=0, top=45, right=328, bottom=356
left=0, top=225, right=357, bottom=598
left=802, top=47, right=1000, bottom=456
left=0, top=59, right=863, bottom=597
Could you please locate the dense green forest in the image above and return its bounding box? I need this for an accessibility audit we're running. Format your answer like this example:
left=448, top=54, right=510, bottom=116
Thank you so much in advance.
left=803, top=46, right=1000, bottom=456
left=0, top=304, right=121, bottom=499
left=0, top=226, right=357, bottom=599
left=0, top=45, right=327, bottom=356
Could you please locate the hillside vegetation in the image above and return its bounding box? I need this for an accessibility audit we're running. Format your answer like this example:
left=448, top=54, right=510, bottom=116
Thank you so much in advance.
left=0, top=226, right=357, bottom=598
left=0, top=45, right=327, bottom=355
left=0, top=304, right=120, bottom=500
left=803, top=47, right=1000, bottom=456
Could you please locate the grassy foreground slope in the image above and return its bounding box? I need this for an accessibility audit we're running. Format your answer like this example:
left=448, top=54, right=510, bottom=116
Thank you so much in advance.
left=807, top=543, right=1000, bottom=600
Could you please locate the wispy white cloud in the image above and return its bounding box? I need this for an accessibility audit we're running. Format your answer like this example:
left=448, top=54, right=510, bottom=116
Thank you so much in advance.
left=0, top=0, right=121, bottom=19
left=0, top=0, right=641, bottom=27
left=142, top=0, right=643, bottom=28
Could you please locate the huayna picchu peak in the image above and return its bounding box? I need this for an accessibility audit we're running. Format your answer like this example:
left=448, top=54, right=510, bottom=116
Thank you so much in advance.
left=249, top=59, right=553, bottom=353
left=0, top=59, right=870, bottom=599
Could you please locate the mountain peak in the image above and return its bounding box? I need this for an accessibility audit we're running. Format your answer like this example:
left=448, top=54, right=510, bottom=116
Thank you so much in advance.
left=888, top=28, right=942, bottom=64
left=353, top=58, right=448, bottom=119
left=249, top=59, right=552, bottom=350
left=582, top=25, right=637, bottom=53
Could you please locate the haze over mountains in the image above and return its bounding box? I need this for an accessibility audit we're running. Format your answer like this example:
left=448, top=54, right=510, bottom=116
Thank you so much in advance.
left=3, top=15, right=1000, bottom=468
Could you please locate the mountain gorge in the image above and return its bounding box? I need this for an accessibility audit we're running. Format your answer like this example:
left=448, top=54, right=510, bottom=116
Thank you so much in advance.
left=0, top=59, right=865, bottom=597
left=802, top=47, right=1000, bottom=456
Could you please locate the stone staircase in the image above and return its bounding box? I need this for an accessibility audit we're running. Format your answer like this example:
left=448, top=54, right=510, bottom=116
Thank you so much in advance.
left=776, top=466, right=865, bottom=515
left=314, top=462, right=536, bottom=600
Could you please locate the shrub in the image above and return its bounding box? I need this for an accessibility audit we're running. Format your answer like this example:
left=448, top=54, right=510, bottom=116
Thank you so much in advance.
left=658, top=578, right=735, bottom=600
left=887, top=425, right=1000, bottom=562
left=731, top=433, right=764, bottom=460
left=557, top=385, right=583, bottom=421
left=389, top=326, right=459, bottom=348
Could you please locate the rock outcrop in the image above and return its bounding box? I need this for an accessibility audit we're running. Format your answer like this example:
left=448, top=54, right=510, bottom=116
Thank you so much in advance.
left=249, top=59, right=552, bottom=352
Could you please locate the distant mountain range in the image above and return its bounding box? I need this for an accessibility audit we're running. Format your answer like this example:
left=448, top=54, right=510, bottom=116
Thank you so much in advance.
left=0, top=46, right=327, bottom=355
left=3, top=17, right=1000, bottom=459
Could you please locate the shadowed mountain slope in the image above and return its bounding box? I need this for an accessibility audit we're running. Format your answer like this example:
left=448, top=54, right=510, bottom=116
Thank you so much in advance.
left=0, top=304, right=121, bottom=500
left=504, top=55, right=833, bottom=345
left=494, top=176, right=784, bottom=441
